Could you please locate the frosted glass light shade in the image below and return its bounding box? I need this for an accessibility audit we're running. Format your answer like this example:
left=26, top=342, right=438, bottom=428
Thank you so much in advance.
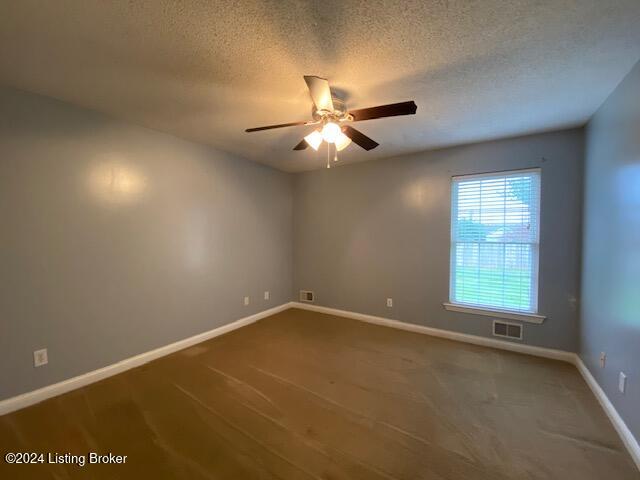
left=321, top=122, right=341, bottom=143
left=335, top=132, right=352, bottom=151
left=304, top=130, right=323, bottom=150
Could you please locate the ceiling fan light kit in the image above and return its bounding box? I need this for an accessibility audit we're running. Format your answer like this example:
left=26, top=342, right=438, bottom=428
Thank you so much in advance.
left=245, top=75, right=417, bottom=165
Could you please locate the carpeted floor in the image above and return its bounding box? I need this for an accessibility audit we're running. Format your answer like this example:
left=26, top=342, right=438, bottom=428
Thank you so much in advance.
left=1, top=308, right=638, bottom=479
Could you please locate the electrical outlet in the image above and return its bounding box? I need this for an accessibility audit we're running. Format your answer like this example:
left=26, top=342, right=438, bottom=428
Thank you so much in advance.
left=600, top=352, right=606, bottom=368
left=244, top=296, right=250, bottom=306
left=34, top=349, right=48, bottom=367
left=264, top=291, right=270, bottom=300
left=386, top=298, right=393, bottom=308
left=619, top=372, right=627, bottom=394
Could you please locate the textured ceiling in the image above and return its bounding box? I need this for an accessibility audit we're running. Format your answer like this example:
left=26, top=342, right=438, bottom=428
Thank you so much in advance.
left=1, top=1, right=640, bottom=172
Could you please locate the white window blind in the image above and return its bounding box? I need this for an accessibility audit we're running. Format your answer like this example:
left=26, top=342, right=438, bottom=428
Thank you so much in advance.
left=450, top=169, right=541, bottom=313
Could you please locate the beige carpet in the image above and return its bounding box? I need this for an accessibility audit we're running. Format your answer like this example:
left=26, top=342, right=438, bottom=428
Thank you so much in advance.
left=1, top=308, right=638, bottom=479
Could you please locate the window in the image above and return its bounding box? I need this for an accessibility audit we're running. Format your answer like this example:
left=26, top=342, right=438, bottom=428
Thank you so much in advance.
left=449, top=169, right=540, bottom=314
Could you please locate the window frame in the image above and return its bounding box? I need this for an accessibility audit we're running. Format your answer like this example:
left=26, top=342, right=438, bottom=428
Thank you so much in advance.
left=445, top=168, right=545, bottom=324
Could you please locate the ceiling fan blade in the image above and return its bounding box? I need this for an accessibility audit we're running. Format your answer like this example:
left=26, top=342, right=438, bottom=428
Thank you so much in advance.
left=348, top=101, right=417, bottom=122
left=304, top=75, right=334, bottom=112
left=293, top=139, right=308, bottom=150
left=245, top=120, right=311, bottom=132
left=342, top=126, right=379, bottom=151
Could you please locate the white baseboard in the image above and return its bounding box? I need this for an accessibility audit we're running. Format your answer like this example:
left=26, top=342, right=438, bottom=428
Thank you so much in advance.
left=2, top=301, right=637, bottom=471
left=0, top=302, right=294, bottom=416
left=291, top=302, right=575, bottom=363
left=291, top=302, right=639, bottom=471
left=574, top=356, right=640, bottom=470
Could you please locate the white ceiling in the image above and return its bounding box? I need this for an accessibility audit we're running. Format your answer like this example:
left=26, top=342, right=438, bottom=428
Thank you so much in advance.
left=1, top=1, right=639, bottom=172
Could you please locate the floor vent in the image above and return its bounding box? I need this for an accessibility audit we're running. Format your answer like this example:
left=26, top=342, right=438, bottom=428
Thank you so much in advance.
left=493, top=320, right=523, bottom=340
left=299, top=290, right=314, bottom=303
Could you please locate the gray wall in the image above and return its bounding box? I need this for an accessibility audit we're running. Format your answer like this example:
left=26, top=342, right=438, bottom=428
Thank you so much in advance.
left=581, top=61, right=640, bottom=440
left=293, top=129, right=584, bottom=351
left=0, top=86, right=293, bottom=400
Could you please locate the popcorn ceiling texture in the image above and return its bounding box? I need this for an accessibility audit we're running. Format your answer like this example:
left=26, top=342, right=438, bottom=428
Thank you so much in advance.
left=1, top=0, right=639, bottom=172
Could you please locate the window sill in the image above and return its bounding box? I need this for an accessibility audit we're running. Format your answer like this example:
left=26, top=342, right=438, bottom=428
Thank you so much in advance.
left=442, top=302, right=546, bottom=324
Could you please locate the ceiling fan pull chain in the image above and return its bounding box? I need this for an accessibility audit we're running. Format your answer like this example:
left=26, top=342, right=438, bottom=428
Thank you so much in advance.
left=326, top=143, right=331, bottom=169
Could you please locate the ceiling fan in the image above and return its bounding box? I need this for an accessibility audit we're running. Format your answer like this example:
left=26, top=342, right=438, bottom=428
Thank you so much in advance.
left=245, top=76, right=417, bottom=167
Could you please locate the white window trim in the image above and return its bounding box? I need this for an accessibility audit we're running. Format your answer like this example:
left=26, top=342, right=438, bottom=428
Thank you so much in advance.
left=442, top=302, right=546, bottom=324
left=448, top=168, right=543, bottom=321
left=451, top=167, right=541, bottom=180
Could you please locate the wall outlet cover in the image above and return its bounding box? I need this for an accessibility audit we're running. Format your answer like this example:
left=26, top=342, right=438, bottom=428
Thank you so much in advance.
left=599, top=352, right=606, bottom=368
left=243, top=296, right=250, bottom=306
left=386, top=298, right=393, bottom=307
left=619, top=372, right=627, bottom=394
left=34, top=348, right=48, bottom=367
left=264, top=291, right=270, bottom=300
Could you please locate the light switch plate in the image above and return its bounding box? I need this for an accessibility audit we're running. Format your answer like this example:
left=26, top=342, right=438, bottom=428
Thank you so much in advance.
left=244, top=296, right=250, bottom=306
left=264, top=291, right=270, bottom=300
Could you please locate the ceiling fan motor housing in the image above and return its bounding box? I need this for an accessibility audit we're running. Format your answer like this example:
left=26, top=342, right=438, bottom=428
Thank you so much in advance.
left=312, top=96, right=348, bottom=122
